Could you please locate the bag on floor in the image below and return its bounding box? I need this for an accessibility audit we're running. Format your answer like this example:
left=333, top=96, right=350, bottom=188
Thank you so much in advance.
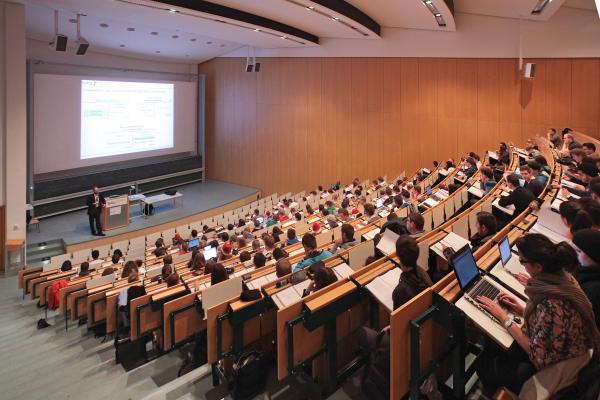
left=231, top=350, right=269, bottom=400
left=47, top=279, right=68, bottom=310
left=359, top=327, right=390, bottom=399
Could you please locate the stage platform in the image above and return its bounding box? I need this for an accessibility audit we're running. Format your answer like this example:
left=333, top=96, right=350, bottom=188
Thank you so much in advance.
left=26, top=180, right=260, bottom=252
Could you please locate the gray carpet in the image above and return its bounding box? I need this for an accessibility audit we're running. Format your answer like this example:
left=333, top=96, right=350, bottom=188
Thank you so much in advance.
left=27, top=180, right=260, bottom=246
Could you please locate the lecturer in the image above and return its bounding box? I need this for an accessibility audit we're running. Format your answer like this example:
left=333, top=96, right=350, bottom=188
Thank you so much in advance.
left=86, top=186, right=106, bottom=236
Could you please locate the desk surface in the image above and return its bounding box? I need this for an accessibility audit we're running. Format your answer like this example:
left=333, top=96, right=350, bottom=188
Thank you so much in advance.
left=143, top=193, right=183, bottom=204
left=6, top=239, right=25, bottom=250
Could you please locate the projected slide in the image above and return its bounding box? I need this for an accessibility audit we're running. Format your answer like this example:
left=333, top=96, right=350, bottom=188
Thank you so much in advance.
left=81, top=80, right=174, bottom=160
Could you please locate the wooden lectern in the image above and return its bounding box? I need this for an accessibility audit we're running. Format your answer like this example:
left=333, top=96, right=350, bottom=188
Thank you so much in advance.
left=103, top=194, right=130, bottom=230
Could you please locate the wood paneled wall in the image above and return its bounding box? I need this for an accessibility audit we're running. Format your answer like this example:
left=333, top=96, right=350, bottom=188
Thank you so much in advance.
left=199, top=57, right=600, bottom=196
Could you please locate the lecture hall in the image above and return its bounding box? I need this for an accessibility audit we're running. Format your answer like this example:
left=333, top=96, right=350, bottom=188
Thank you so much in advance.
left=1, top=0, right=600, bottom=399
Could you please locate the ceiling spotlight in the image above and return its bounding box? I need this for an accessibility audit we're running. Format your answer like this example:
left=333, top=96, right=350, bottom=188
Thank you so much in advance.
left=127, top=27, right=135, bottom=31
left=281, top=36, right=287, bottom=39
left=49, top=10, right=68, bottom=52
left=155, top=50, right=161, bottom=53
left=172, top=35, right=179, bottom=38
left=167, top=8, right=179, bottom=13
left=254, top=28, right=261, bottom=32
left=206, top=41, right=212, bottom=44
left=434, top=13, right=441, bottom=17
left=74, top=14, right=89, bottom=55
left=425, top=0, right=432, bottom=4
left=190, top=38, right=197, bottom=42
left=333, top=16, right=340, bottom=20
left=69, top=18, right=77, bottom=23
left=150, top=31, right=159, bottom=35
left=119, top=44, right=126, bottom=47
left=99, top=23, right=109, bottom=28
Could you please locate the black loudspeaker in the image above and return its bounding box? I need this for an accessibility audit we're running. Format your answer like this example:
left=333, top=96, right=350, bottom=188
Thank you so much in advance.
left=75, top=39, right=89, bottom=55
left=254, top=62, right=261, bottom=72
left=50, top=34, right=68, bottom=52
left=524, top=63, right=536, bottom=78
left=245, top=62, right=254, bottom=72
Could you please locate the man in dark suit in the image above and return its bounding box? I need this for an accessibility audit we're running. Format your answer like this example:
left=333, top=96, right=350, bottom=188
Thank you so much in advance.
left=87, top=186, right=106, bottom=236
left=499, top=174, right=535, bottom=216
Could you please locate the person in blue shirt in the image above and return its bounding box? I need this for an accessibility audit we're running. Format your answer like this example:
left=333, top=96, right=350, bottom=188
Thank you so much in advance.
left=282, top=228, right=300, bottom=247
left=479, top=166, right=497, bottom=194
left=292, top=233, right=334, bottom=273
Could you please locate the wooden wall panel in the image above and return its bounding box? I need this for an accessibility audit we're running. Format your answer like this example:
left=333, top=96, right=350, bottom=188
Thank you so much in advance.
left=200, top=57, right=600, bottom=195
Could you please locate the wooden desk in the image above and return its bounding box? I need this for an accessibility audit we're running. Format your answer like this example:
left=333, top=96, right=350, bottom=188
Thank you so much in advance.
left=5, top=239, right=25, bottom=271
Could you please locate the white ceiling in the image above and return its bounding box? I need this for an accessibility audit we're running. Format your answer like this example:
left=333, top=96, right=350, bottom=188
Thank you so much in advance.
left=15, top=0, right=600, bottom=63
left=455, top=0, right=567, bottom=21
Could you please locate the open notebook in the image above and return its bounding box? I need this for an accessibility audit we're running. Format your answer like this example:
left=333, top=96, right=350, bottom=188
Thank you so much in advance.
left=365, top=268, right=401, bottom=311
left=246, top=271, right=278, bottom=290
left=431, top=232, right=470, bottom=260
left=271, top=279, right=312, bottom=309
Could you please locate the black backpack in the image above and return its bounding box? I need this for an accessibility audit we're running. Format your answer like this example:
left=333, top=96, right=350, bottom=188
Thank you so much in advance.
left=231, top=350, right=269, bottom=400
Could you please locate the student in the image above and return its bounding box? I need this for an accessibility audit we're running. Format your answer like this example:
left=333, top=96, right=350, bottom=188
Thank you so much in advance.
left=89, top=249, right=103, bottom=268
left=156, top=264, right=172, bottom=283
left=253, top=252, right=267, bottom=269
left=276, top=258, right=292, bottom=278
left=102, top=267, right=115, bottom=276
left=190, top=252, right=206, bottom=275
left=292, top=233, right=334, bottom=273
left=497, top=142, right=511, bottom=165
left=251, top=239, right=262, bottom=252
left=547, top=128, right=562, bottom=148
left=121, top=260, right=137, bottom=279
left=582, top=142, right=597, bottom=156
left=191, top=229, right=199, bottom=238
left=331, top=223, right=357, bottom=254
left=60, top=260, right=72, bottom=272
left=475, top=234, right=598, bottom=395
left=406, top=212, right=425, bottom=238
left=392, top=236, right=432, bottom=310
left=498, top=174, right=535, bottom=216
left=272, top=247, right=289, bottom=261
left=558, top=200, right=597, bottom=238
left=470, top=212, right=497, bottom=251
left=479, top=167, right=496, bottom=193
left=211, top=264, right=229, bottom=286
left=239, top=251, right=251, bottom=263
left=263, top=235, right=277, bottom=254
left=463, top=157, right=478, bottom=178
left=572, top=229, right=600, bottom=328
left=78, top=262, right=91, bottom=276
left=283, top=228, right=300, bottom=247
left=166, top=273, right=180, bottom=287
left=218, top=242, right=233, bottom=262
left=364, top=203, right=380, bottom=224
left=302, top=261, right=337, bottom=297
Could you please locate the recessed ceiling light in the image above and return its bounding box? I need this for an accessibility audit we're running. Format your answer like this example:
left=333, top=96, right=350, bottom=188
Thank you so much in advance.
left=155, top=50, right=161, bottom=53
left=190, top=38, right=197, bottom=42
left=172, top=35, right=179, bottom=39
left=434, top=13, right=441, bottom=17
left=167, top=8, right=179, bottom=13
left=100, top=23, right=109, bottom=28
left=253, top=28, right=261, bottom=32
left=150, top=31, right=158, bottom=35
left=281, top=36, right=287, bottom=39
left=185, top=54, right=190, bottom=57
left=333, top=17, right=340, bottom=20
left=220, top=44, right=225, bottom=47
left=69, top=18, right=77, bottom=23
left=425, top=0, right=432, bottom=4
left=206, top=41, right=212, bottom=44
left=119, top=44, right=126, bottom=47
left=127, top=27, right=135, bottom=32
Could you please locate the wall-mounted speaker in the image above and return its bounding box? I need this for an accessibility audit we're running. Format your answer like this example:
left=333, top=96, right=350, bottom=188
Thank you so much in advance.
left=524, top=63, right=536, bottom=78
left=254, top=62, right=261, bottom=72
left=245, top=61, right=254, bottom=73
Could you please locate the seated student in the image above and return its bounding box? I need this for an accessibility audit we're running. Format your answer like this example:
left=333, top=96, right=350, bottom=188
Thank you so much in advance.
left=292, top=233, right=334, bottom=273
left=60, top=260, right=72, bottom=272
left=392, top=236, right=432, bottom=310
left=153, top=264, right=172, bottom=283
left=239, top=250, right=251, bottom=263
left=263, top=234, right=277, bottom=255
left=331, top=223, right=358, bottom=254
left=302, top=261, right=337, bottom=297
left=203, top=259, right=217, bottom=276
left=499, top=174, right=535, bottom=216
left=118, top=268, right=146, bottom=332
left=211, top=263, right=229, bottom=286
left=251, top=239, right=262, bottom=252
left=89, top=250, right=104, bottom=269
left=272, top=247, right=288, bottom=261
left=311, top=222, right=321, bottom=234
left=364, top=203, right=380, bottom=224
left=475, top=234, right=598, bottom=396
left=470, top=212, right=497, bottom=252
left=218, top=242, right=233, bottom=262
left=252, top=219, right=263, bottom=232
left=337, top=207, right=351, bottom=222
left=235, top=236, right=247, bottom=251
left=101, top=267, right=115, bottom=276
left=547, top=128, right=562, bottom=148
left=479, top=167, right=497, bottom=193
left=406, top=212, right=425, bottom=238
left=275, top=258, right=292, bottom=278
left=78, top=262, right=91, bottom=276
left=572, top=229, right=600, bottom=328
left=497, top=142, right=511, bottom=165
left=166, top=273, right=180, bottom=288
left=271, top=226, right=284, bottom=243
left=294, top=212, right=303, bottom=222
left=559, top=200, right=598, bottom=238
left=463, top=157, right=478, bottom=178
left=283, top=228, right=300, bottom=247
left=253, top=252, right=267, bottom=269
left=121, top=261, right=138, bottom=279
left=190, top=252, right=206, bottom=275
left=582, top=142, right=596, bottom=157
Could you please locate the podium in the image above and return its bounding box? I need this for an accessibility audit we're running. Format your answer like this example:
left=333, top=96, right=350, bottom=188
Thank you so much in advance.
left=103, top=194, right=130, bottom=230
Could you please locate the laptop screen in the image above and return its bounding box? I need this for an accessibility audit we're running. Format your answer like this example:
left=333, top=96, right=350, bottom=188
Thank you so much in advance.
left=499, top=237, right=511, bottom=265
left=375, top=198, right=384, bottom=208
left=425, top=185, right=432, bottom=195
left=204, top=246, right=217, bottom=260
left=256, top=217, right=264, bottom=224
left=188, top=238, right=199, bottom=249
left=452, top=246, right=480, bottom=290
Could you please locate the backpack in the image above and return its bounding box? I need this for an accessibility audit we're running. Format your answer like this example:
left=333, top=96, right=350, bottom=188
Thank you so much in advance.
left=231, top=350, right=269, bottom=400
left=359, top=327, right=390, bottom=399
left=47, top=279, right=68, bottom=310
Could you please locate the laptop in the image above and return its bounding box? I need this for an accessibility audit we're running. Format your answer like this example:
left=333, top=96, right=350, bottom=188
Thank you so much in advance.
left=188, top=238, right=200, bottom=250
left=452, top=246, right=501, bottom=316
left=425, top=185, right=432, bottom=195
left=204, top=245, right=217, bottom=260
left=375, top=198, right=384, bottom=209
left=498, top=237, right=512, bottom=266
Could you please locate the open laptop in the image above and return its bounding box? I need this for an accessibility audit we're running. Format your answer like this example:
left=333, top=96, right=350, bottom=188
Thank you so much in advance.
left=498, top=236, right=512, bottom=266
left=375, top=198, right=384, bottom=209
left=204, top=245, right=217, bottom=260
left=452, top=246, right=501, bottom=317
left=425, top=185, right=432, bottom=195
left=188, top=238, right=200, bottom=250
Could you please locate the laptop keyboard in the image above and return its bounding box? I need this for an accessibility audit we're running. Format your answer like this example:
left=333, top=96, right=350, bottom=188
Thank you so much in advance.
left=468, top=280, right=500, bottom=300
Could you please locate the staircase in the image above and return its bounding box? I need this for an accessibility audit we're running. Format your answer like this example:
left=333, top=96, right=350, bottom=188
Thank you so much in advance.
left=26, top=239, right=65, bottom=266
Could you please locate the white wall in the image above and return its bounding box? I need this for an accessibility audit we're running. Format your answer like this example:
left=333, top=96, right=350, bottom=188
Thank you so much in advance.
left=0, top=1, right=27, bottom=243
left=222, top=7, right=600, bottom=58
